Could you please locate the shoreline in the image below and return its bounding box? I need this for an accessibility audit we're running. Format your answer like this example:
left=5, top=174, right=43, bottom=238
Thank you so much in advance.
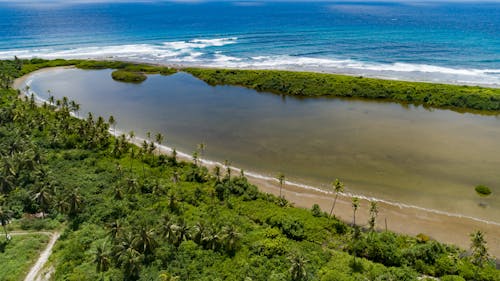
left=65, top=56, right=500, bottom=89
left=13, top=67, right=500, bottom=258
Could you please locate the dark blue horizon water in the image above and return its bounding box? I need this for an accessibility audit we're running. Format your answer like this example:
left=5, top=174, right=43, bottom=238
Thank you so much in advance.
left=1, top=1, right=500, bottom=85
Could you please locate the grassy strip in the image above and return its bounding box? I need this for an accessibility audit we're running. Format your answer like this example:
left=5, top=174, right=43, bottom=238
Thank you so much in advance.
left=0, top=58, right=176, bottom=85
left=0, top=234, right=50, bottom=281
left=184, top=68, right=500, bottom=113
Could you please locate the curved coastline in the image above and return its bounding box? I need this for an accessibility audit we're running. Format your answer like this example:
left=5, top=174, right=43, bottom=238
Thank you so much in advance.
left=14, top=67, right=500, bottom=258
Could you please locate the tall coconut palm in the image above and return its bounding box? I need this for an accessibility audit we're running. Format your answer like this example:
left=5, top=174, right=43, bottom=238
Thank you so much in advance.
left=119, top=247, right=143, bottom=280
left=221, top=225, right=240, bottom=255
left=173, top=219, right=190, bottom=247
left=155, top=133, right=164, bottom=155
left=67, top=188, right=83, bottom=217
left=33, top=186, right=52, bottom=218
left=129, top=146, right=136, bottom=173
left=133, top=226, right=157, bottom=255
left=160, top=215, right=177, bottom=244
left=368, top=201, right=378, bottom=232
left=329, top=178, right=344, bottom=218
left=224, top=160, right=231, bottom=179
left=213, top=166, right=221, bottom=182
left=94, top=242, right=111, bottom=275
left=197, top=143, right=206, bottom=158
left=277, top=173, right=285, bottom=198
left=108, top=115, right=116, bottom=136
left=108, top=220, right=123, bottom=242
left=171, top=148, right=177, bottom=165
left=192, top=151, right=199, bottom=167
left=351, top=197, right=360, bottom=227
left=470, top=230, right=489, bottom=267
left=69, top=100, right=80, bottom=118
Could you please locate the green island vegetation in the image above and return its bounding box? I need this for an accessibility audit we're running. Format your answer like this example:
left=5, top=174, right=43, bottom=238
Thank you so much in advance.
left=111, top=70, right=147, bottom=83
left=0, top=58, right=499, bottom=280
left=475, top=185, right=492, bottom=197
left=184, top=68, right=500, bottom=113
left=0, top=233, right=50, bottom=280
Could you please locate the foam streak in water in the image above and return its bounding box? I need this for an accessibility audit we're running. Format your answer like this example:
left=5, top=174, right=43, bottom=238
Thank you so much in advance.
left=2, top=37, right=500, bottom=87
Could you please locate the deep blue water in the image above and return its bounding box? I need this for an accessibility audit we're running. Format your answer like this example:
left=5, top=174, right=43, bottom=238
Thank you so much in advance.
left=1, top=1, right=500, bottom=85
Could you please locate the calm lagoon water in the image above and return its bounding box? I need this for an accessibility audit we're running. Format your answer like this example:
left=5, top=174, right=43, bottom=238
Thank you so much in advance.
left=28, top=68, right=500, bottom=222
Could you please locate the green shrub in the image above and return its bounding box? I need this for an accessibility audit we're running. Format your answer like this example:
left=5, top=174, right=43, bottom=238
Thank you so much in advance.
left=475, top=185, right=492, bottom=196
left=111, top=69, right=147, bottom=83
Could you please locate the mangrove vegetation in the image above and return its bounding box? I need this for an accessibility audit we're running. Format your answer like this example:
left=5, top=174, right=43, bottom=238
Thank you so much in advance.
left=184, top=68, right=500, bottom=113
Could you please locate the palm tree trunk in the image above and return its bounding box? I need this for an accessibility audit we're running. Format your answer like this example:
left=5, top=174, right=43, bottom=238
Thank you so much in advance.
left=329, top=193, right=338, bottom=218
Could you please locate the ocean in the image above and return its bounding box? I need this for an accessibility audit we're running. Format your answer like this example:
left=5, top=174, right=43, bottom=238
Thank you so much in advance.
left=1, top=1, right=500, bottom=85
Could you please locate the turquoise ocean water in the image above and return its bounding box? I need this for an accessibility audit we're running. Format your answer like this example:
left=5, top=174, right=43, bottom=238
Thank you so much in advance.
left=1, top=1, right=500, bottom=85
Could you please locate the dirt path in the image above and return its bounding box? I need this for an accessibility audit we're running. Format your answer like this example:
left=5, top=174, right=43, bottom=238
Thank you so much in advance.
left=23, top=231, right=61, bottom=281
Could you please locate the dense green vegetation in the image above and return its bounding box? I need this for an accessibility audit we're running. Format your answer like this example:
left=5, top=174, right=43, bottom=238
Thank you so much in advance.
left=0, top=234, right=50, bottom=281
left=184, top=68, right=500, bottom=113
left=111, top=70, right=147, bottom=83
left=0, top=58, right=176, bottom=87
left=0, top=59, right=498, bottom=280
left=475, top=185, right=492, bottom=197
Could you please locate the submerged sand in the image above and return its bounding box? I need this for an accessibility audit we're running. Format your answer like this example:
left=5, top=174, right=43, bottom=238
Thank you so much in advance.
left=13, top=67, right=500, bottom=258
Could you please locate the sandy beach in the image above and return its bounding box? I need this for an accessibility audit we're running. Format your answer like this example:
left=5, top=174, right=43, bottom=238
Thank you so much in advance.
left=13, top=67, right=500, bottom=258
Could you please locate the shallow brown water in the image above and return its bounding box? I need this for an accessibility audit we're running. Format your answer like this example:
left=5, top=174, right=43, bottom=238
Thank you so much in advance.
left=26, top=68, right=500, bottom=222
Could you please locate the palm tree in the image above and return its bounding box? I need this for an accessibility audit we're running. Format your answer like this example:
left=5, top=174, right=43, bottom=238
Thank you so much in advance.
left=67, top=188, right=83, bottom=217
left=368, top=201, right=378, bottom=232
left=213, top=166, right=221, bottom=182
left=160, top=215, right=177, bottom=244
left=277, top=173, right=285, bottom=198
left=133, top=226, right=156, bottom=255
left=197, top=143, right=206, bottom=158
left=108, top=115, right=116, bottom=135
left=351, top=197, right=360, bottom=227
left=47, top=90, right=54, bottom=106
left=129, top=146, right=136, bottom=173
left=329, top=178, right=344, bottom=218
left=202, top=226, right=220, bottom=251
left=33, top=186, right=52, bottom=218
left=69, top=100, right=80, bottom=118
left=173, top=220, right=191, bottom=247
left=192, top=151, right=199, bottom=167
left=221, top=225, right=240, bottom=255
left=224, top=160, right=231, bottom=179
left=107, top=220, right=123, bottom=242
left=192, top=221, right=206, bottom=245
left=119, top=247, right=143, bottom=280
left=94, top=242, right=111, bottom=275
left=289, top=254, right=308, bottom=281
left=470, top=230, right=489, bottom=267
left=171, top=148, right=177, bottom=165
left=155, top=133, right=164, bottom=155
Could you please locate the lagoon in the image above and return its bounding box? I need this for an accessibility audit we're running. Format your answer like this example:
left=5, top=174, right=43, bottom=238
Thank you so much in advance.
left=27, top=68, right=500, bottom=223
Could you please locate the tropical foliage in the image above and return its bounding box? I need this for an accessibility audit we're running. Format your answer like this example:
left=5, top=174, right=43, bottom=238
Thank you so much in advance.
left=185, top=68, right=500, bottom=112
left=0, top=59, right=498, bottom=281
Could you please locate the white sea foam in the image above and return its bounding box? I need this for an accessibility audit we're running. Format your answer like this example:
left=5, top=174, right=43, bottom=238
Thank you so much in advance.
left=3, top=37, right=500, bottom=87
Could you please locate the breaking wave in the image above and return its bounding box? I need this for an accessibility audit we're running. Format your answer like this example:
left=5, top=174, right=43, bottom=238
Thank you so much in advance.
left=2, top=37, right=500, bottom=87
